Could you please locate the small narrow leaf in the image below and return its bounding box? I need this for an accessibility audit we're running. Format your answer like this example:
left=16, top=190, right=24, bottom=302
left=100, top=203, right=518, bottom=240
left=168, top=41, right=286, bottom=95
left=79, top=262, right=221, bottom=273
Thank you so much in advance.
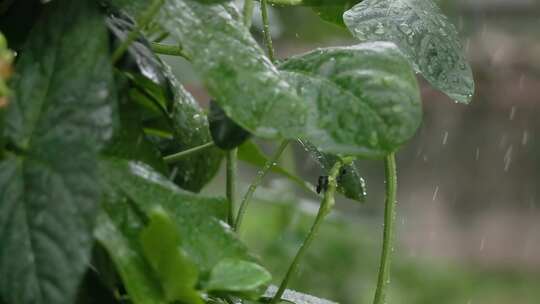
left=280, top=43, right=422, bottom=158
left=209, top=100, right=252, bottom=150
left=343, top=0, right=474, bottom=103
left=140, top=208, right=202, bottom=304
left=0, top=1, right=115, bottom=303
left=205, top=259, right=271, bottom=295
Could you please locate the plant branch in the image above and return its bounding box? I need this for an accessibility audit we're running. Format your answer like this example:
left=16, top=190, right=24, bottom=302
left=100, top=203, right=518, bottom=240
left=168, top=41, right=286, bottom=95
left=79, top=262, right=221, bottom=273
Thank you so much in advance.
left=163, top=142, right=215, bottom=164
left=112, top=0, right=165, bottom=63
left=226, top=149, right=238, bottom=226
left=243, top=0, right=255, bottom=28
left=260, top=0, right=276, bottom=63
left=270, top=157, right=353, bottom=304
left=234, top=140, right=290, bottom=231
left=373, top=152, right=398, bottom=304
left=150, top=42, right=191, bottom=60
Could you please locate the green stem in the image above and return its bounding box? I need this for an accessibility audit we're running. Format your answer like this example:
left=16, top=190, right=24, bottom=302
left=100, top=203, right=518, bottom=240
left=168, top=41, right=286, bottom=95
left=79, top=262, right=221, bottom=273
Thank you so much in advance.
left=270, top=158, right=352, bottom=304
left=373, top=153, right=398, bottom=304
left=243, top=0, right=255, bottom=28
left=151, top=42, right=191, bottom=60
left=163, top=142, right=215, bottom=164
left=112, top=0, right=165, bottom=63
left=234, top=140, right=290, bottom=231
left=260, top=0, right=276, bottom=62
left=226, top=149, right=238, bottom=226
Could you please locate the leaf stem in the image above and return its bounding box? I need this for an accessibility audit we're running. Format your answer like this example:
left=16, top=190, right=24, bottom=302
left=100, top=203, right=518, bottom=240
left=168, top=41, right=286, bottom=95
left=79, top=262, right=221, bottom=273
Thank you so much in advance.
left=243, top=0, right=255, bottom=28
left=372, top=152, right=398, bottom=304
left=111, top=0, right=165, bottom=63
left=260, top=0, right=276, bottom=63
left=234, top=140, right=290, bottom=231
left=226, top=149, right=238, bottom=226
left=163, top=142, right=215, bottom=164
left=270, top=157, right=353, bottom=304
left=150, top=42, right=191, bottom=60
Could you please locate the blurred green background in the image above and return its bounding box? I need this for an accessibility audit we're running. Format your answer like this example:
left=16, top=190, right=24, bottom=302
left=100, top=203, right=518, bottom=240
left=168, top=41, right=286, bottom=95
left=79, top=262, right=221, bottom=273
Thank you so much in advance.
left=162, top=1, right=540, bottom=303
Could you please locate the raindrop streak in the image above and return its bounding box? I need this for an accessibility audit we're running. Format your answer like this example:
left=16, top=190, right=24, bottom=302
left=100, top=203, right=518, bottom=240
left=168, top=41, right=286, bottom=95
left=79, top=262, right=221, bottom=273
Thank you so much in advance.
left=522, top=130, right=529, bottom=146
left=504, top=145, right=513, bottom=172
left=432, top=186, right=439, bottom=201
left=479, top=237, right=485, bottom=251
left=442, top=131, right=449, bottom=145
left=475, top=148, right=480, bottom=160
left=509, top=106, right=516, bottom=120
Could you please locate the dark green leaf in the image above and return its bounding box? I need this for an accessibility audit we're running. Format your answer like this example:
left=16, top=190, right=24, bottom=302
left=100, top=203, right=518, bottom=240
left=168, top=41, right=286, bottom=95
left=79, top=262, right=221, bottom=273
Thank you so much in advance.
left=156, top=0, right=307, bottom=139
left=0, top=0, right=42, bottom=52
left=238, top=140, right=315, bottom=194
left=299, top=140, right=366, bottom=202
left=209, top=100, right=252, bottom=150
left=140, top=208, right=202, bottom=304
left=205, top=259, right=271, bottom=296
left=310, top=1, right=362, bottom=27
left=99, top=158, right=256, bottom=275
left=343, top=0, right=474, bottom=103
left=280, top=43, right=422, bottom=158
left=0, top=1, right=115, bottom=303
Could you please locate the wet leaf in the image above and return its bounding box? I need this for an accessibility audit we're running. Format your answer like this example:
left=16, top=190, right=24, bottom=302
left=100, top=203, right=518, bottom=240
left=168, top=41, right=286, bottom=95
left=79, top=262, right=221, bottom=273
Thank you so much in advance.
left=299, top=140, right=366, bottom=202
left=156, top=0, right=307, bottom=139
left=0, top=1, right=115, bottom=303
left=99, top=158, right=258, bottom=275
left=140, top=208, right=202, bottom=304
left=280, top=42, right=422, bottom=158
left=209, top=100, right=252, bottom=150
left=343, top=0, right=474, bottom=103
left=309, top=1, right=362, bottom=27
left=205, top=259, right=271, bottom=296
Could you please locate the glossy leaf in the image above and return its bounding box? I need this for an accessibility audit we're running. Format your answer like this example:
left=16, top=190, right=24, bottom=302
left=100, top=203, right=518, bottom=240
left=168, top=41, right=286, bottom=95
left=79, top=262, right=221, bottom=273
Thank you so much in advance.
left=238, top=140, right=315, bottom=194
left=310, top=1, right=361, bottom=27
left=262, top=285, right=338, bottom=304
left=140, top=208, right=202, bottom=304
left=0, top=1, right=115, bottom=303
left=156, top=0, right=307, bottom=139
left=209, top=100, right=252, bottom=150
left=205, top=259, right=271, bottom=294
left=343, top=0, right=474, bottom=103
left=280, top=42, right=422, bottom=158
left=299, top=140, right=366, bottom=202
left=99, top=158, right=257, bottom=274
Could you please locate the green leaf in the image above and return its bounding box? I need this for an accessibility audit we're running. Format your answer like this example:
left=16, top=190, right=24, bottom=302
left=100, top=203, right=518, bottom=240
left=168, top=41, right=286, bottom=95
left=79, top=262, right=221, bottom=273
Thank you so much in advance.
left=310, top=1, right=362, bottom=27
left=95, top=211, right=166, bottom=304
left=205, top=259, right=271, bottom=296
left=0, top=1, right=115, bottom=303
left=238, top=140, right=315, bottom=194
left=156, top=0, right=307, bottom=139
left=99, top=158, right=257, bottom=274
left=280, top=43, right=422, bottom=158
left=140, top=208, right=202, bottom=304
left=262, top=285, right=338, bottom=304
left=299, top=140, right=366, bottom=202
left=343, top=0, right=474, bottom=103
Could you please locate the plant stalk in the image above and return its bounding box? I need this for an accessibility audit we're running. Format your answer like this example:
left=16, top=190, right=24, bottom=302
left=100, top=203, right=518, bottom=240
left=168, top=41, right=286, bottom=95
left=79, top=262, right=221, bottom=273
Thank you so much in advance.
left=260, top=0, right=276, bottom=63
left=112, top=0, right=165, bottom=63
left=234, top=140, right=290, bottom=231
left=226, top=149, right=238, bottom=226
left=372, top=152, right=398, bottom=304
left=243, top=0, right=255, bottom=28
left=163, top=142, right=215, bottom=164
left=270, top=158, right=352, bottom=304
left=151, top=42, right=190, bottom=60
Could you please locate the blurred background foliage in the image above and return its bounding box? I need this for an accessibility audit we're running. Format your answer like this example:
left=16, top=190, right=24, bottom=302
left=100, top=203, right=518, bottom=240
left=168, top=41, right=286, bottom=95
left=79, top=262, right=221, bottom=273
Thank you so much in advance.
left=160, top=0, right=540, bottom=303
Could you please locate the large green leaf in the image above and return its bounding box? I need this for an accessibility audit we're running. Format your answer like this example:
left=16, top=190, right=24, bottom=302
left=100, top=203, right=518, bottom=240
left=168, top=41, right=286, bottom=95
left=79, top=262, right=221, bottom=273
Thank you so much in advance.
left=0, top=1, right=115, bottom=303
left=280, top=42, right=422, bottom=158
left=156, top=0, right=307, bottom=139
left=343, top=0, right=474, bottom=103
left=99, top=158, right=257, bottom=275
